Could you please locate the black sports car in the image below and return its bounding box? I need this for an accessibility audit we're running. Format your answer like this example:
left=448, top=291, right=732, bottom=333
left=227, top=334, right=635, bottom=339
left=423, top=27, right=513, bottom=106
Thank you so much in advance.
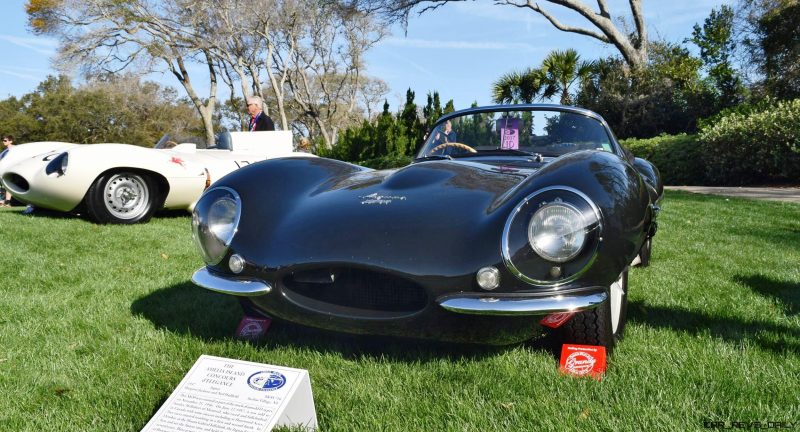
left=191, top=105, right=662, bottom=350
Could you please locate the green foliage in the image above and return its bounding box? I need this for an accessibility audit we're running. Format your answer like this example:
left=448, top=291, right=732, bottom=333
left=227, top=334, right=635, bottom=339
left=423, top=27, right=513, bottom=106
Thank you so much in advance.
left=687, top=5, right=746, bottom=109
left=699, top=98, right=800, bottom=184
left=577, top=42, right=716, bottom=139
left=622, top=134, right=706, bottom=185
left=742, top=0, right=800, bottom=99
left=0, top=75, right=202, bottom=146
left=492, top=49, right=593, bottom=106
left=327, top=89, right=454, bottom=166
left=358, top=154, right=413, bottom=169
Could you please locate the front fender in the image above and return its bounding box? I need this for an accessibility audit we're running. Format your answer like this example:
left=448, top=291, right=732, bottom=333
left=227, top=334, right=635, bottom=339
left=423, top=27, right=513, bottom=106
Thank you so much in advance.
left=501, top=151, right=651, bottom=287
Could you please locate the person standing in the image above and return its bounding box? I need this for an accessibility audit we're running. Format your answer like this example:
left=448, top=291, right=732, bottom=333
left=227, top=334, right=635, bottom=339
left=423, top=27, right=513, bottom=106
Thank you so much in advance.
left=1, top=135, right=13, bottom=206
left=246, top=96, right=275, bottom=131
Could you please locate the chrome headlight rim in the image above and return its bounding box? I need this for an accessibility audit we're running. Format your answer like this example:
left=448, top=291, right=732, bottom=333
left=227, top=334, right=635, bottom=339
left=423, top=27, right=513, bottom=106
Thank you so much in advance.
left=502, top=186, right=602, bottom=287
left=192, top=186, right=242, bottom=265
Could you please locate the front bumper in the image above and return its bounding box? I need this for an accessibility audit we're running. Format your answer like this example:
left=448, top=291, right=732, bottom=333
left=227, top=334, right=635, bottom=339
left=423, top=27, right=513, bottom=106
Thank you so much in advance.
left=193, top=267, right=606, bottom=316
left=192, top=266, right=608, bottom=344
left=192, top=267, right=272, bottom=296
left=437, top=292, right=607, bottom=316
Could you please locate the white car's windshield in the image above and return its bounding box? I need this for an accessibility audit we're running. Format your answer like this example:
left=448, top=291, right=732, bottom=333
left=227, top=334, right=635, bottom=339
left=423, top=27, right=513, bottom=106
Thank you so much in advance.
left=418, top=109, right=614, bottom=158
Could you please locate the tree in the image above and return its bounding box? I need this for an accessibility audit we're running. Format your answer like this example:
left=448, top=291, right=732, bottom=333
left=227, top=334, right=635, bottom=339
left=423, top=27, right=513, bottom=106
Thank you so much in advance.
left=687, top=5, right=746, bottom=109
left=492, top=68, right=545, bottom=104
left=0, top=75, right=201, bottom=145
left=739, top=0, right=800, bottom=99
left=576, top=42, right=713, bottom=138
left=26, top=0, right=219, bottom=145
left=540, top=49, right=595, bottom=105
left=281, top=2, right=387, bottom=149
left=350, top=0, right=649, bottom=69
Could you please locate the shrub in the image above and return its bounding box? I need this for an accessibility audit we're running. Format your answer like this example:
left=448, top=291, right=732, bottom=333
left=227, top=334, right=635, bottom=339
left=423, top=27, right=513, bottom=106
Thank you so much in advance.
left=358, top=154, right=413, bottom=170
left=699, top=98, right=800, bottom=184
left=621, top=134, right=706, bottom=185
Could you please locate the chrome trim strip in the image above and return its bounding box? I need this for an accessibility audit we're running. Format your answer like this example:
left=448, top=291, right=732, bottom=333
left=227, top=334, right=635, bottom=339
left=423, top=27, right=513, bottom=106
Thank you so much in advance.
left=501, top=186, right=603, bottom=287
left=438, top=292, right=607, bottom=316
left=191, top=267, right=272, bottom=297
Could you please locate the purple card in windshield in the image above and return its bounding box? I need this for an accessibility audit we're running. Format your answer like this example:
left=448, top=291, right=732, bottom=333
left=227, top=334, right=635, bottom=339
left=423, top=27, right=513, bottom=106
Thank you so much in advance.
left=499, top=118, right=520, bottom=149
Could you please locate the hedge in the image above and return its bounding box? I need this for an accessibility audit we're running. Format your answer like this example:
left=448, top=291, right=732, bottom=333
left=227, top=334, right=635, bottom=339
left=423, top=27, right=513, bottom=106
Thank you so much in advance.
left=358, top=154, right=413, bottom=170
left=621, top=134, right=706, bottom=185
left=699, top=98, right=800, bottom=185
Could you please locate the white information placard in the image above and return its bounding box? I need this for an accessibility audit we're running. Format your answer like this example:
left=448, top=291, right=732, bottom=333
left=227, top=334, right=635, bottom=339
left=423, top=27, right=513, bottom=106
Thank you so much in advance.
left=141, top=355, right=317, bottom=432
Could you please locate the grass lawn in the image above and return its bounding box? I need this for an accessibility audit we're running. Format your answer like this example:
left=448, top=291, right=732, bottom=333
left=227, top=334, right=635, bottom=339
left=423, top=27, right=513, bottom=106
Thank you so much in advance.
left=0, top=191, right=798, bottom=431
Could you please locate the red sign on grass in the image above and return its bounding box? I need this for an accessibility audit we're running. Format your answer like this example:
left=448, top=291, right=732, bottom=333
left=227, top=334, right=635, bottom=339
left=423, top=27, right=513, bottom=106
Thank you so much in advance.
left=559, top=344, right=607, bottom=380
left=235, top=316, right=272, bottom=340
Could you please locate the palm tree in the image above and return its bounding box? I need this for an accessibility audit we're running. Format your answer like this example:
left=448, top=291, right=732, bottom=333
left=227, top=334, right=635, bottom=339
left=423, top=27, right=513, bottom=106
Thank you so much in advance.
left=491, top=68, right=546, bottom=104
left=540, top=49, right=596, bottom=105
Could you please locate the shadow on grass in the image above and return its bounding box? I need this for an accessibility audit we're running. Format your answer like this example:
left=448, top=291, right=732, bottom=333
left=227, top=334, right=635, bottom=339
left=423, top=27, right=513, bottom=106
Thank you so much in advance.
left=726, top=225, right=800, bottom=250
left=628, top=300, right=800, bottom=354
left=733, top=274, right=799, bottom=316
left=131, top=282, right=539, bottom=363
left=4, top=206, right=76, bottom=220
left=5, top=206, right=188, bottom=223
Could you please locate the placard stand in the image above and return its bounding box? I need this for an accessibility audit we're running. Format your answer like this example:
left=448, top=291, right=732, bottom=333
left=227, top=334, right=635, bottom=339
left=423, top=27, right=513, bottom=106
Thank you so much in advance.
left=141, top=355, right=317, bottom=431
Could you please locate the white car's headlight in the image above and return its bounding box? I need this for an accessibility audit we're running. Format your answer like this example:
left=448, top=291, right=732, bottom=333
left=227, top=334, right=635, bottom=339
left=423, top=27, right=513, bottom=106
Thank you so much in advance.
left=192, top=187, right=241, bottom=265
left=528, top=202, right=587, bottom=262
left=45, top=152, right=68, bottom=176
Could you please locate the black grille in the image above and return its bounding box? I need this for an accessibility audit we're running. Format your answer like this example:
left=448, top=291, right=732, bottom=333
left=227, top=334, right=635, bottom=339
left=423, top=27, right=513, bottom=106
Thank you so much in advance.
left=283, top=268, right=427, bottom=313
left=5, top=174, right=29, bottom=192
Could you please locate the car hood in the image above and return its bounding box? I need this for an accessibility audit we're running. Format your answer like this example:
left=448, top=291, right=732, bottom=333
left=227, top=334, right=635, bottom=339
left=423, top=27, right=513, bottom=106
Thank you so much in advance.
left=229, top=159, right=535, bottom=278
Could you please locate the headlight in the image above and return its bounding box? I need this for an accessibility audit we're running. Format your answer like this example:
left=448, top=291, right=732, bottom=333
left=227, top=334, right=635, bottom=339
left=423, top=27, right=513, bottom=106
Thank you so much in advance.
left=192, top=187, right=241, bottom=265
left=528, top=202, right=587, bottom=262
left=502, top=187, right=601, bottom=285
left=45, top=152, right=68, bottom=176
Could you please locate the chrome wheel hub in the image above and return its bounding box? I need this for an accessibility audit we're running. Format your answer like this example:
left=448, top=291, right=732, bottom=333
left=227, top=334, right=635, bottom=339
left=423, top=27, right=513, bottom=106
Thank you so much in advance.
left=104, top=173, right=149, bottom=220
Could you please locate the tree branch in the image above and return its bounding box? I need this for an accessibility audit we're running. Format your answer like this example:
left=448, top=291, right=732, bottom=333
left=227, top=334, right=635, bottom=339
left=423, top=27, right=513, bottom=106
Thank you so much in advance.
left=500, top=1, right=610, bottom=42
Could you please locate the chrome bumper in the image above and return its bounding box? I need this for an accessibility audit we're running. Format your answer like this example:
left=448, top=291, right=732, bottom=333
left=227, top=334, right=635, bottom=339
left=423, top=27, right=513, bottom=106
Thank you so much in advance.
left=192, top=267, right=272, bottom=297
left=437, top=291, right=607, bottom=316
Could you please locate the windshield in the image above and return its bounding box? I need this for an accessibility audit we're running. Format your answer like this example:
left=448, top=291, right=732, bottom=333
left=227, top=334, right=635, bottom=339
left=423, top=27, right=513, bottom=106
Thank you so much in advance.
left=417, top=108, right=614, bottom=158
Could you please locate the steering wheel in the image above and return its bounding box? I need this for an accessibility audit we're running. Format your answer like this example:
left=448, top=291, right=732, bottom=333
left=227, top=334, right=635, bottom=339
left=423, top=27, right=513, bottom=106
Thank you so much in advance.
left=428, top=142, right=477, bottom=155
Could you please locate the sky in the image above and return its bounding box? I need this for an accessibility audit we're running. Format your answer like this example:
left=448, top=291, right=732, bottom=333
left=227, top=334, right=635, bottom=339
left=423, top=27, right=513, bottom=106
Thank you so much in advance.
left=0, top=0, right=731, bottom=111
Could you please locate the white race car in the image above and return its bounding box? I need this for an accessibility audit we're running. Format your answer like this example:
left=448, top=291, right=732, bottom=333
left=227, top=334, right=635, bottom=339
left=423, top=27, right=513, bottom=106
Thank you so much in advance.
left=0, top=131, right=310, bottom=223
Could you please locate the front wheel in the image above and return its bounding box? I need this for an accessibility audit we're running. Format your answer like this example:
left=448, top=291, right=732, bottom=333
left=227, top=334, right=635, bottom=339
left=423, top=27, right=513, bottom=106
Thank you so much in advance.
left=555, top=271, right=628, bottom=352
left=85, top=171, right=158, bottom=224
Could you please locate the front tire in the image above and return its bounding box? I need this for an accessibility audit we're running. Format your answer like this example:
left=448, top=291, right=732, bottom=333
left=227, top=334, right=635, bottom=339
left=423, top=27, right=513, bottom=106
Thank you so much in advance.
left=556, top=271, right=628, bottom=352
left=85, top=171, right=158, bottom=224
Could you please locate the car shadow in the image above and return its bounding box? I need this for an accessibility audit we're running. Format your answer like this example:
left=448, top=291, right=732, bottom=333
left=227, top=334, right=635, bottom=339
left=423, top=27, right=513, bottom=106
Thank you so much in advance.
left=2, top=205, right=76, bottom=220
left=733, top=274, right=799, bottom=316
left=727, top=224, right=800, bottom=250
left=627, top=300, right=799, bottom=354
left=131, top=282, right=531, bottom=363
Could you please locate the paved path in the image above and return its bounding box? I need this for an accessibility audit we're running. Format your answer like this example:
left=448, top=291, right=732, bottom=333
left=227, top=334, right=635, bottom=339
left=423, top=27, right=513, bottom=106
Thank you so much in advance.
left=665, top=186, right=800, bottom=203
